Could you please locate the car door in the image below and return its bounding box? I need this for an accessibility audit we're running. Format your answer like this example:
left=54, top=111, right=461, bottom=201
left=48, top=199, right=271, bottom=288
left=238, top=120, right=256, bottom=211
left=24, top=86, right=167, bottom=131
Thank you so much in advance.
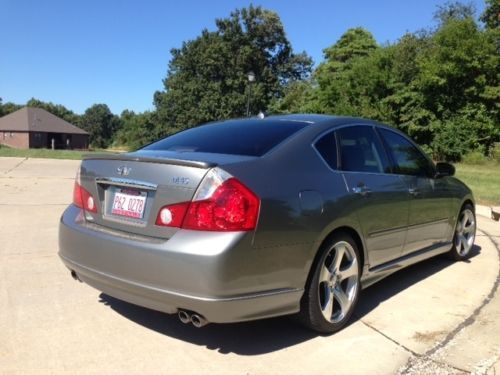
left=337, top=125, right=410, bottom=267
left=377, top=128, right=452, bottom=255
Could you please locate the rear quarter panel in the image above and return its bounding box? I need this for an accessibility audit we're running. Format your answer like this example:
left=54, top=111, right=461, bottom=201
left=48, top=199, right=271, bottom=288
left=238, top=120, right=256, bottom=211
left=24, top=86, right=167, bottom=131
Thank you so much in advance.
left=221, top=127, right=364, bottom=289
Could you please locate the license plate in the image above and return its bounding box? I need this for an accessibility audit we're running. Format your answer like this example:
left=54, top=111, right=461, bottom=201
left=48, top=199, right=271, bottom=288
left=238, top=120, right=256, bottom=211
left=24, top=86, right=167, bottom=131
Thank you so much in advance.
left=111, top=189, right=147, bottom=219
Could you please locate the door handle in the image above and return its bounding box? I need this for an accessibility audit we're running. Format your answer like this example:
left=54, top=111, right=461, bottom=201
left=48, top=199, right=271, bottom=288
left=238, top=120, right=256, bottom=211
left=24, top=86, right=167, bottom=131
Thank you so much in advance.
left=352, top=185, right=371, bottom=197
left=408, top=188, right=420, bottom=197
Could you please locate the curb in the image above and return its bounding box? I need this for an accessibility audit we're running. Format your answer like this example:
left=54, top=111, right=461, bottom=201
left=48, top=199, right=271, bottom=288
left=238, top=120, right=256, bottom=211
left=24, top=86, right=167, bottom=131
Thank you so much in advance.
left=476, top=204, right=500, bottom=222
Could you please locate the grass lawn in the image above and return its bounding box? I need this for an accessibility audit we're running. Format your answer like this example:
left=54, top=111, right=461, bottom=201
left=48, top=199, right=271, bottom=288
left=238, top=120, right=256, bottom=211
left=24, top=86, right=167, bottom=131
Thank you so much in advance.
left=0, top=146, right=90, bottom=160
left=455, top=162, right=500, bottom=206
left=0, top=145, right=122, bottom=160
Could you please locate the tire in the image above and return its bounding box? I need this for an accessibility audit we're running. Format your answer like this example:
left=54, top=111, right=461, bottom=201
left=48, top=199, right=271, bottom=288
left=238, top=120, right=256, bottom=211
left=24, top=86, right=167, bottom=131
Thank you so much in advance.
left=448, top=204, right=476, bottom=261
left=299, top=233, right=361, bottom=333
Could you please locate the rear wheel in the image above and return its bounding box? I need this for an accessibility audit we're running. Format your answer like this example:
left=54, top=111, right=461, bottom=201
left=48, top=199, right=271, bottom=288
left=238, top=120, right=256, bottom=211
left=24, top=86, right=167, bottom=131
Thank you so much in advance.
left=448, top=204, right=476, bottom=260
left=299, top=233, right=361, bottom=333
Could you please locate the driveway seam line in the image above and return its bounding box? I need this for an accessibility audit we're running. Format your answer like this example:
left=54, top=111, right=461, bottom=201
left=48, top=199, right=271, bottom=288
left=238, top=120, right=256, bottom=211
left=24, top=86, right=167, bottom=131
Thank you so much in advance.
left=430, top=360, right=471, bottom=374
left=424, top=229, right=500, bottom=357
left=359, top=320, right=471, bottom=373
left=4, top=157, right=28, bottom=174
left=399, top=227, right=500, bottom=374
left=359, top=319, right=418, bottom=356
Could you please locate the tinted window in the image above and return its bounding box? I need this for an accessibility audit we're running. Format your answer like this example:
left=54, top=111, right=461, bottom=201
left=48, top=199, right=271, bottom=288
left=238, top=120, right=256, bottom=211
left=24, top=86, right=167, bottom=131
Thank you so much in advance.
left=314, top=131, right=337, bottom=169
left=337, top=126, right=389, bottom=173
left=379, top=129, right=434, bottom=177
left=143, top=120, right=307, bottom=157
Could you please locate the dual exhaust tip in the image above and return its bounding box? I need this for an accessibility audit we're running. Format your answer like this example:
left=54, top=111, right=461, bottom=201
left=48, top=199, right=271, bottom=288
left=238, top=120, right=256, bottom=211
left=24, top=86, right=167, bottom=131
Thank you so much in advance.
left=178, top=310, right=208, bottom=328
left=71, top=270, right=207, bottom=328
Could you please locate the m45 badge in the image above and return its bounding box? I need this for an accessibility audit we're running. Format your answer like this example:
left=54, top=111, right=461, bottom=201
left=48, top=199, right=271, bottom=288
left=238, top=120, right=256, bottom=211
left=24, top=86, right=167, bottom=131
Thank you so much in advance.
left=172, top=176, right=190, bottom=185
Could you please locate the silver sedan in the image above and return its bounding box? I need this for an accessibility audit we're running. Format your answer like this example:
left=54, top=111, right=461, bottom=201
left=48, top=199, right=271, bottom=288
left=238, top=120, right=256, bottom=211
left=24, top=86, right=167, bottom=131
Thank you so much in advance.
left=59, top=115, right=475, bottom=333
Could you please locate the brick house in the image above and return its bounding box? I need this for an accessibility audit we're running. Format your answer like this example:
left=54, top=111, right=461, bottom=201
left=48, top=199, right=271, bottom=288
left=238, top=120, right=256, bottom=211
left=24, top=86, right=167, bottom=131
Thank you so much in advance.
left=0, top=107, right=89, bottom=149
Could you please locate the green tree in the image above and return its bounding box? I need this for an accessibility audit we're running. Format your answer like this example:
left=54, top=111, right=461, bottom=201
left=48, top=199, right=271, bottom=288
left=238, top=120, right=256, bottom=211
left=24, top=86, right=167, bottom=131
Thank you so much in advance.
left=480, top=0, right=499, bottom=29
left=313, top=28, right=379, bottom=115
left=417, top=17, right=499, bottom=153
left=80, top=104, right=121, bottom=148
left=0, top=100, right=22, bottom=116
left=268, top=80, right=317, bottom=114
left=26, top=98, right=80, bottom=125
left=432, top=104, right=497, bottom=160
left=378, top=32, right=436, bottom=145
left=433, top=1, right=476, bottom=25
left=154, top=5, right=312, bottom=131
left=114, top=110, right=160, bottom=150
left=322, top=28, right=378, bottom=68
left=274, top=1, right=499, bottom=160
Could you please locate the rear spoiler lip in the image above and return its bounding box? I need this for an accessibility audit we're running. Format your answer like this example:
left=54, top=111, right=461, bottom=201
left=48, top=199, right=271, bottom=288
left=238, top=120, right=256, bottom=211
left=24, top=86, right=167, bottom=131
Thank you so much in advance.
left=83, top=153, right=216, bottom=169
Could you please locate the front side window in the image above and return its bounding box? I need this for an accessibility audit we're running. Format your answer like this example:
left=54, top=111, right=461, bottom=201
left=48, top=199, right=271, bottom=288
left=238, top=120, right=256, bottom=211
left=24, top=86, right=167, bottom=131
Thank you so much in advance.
left=337, top=126, right=389, bottom=173
left=378, top=128, right=434, bottom=177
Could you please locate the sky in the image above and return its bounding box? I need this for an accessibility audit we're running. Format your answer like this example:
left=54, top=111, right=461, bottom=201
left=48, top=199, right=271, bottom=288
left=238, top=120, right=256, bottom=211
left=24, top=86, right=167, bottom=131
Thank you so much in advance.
left=0, top=0, right=486, bottom=115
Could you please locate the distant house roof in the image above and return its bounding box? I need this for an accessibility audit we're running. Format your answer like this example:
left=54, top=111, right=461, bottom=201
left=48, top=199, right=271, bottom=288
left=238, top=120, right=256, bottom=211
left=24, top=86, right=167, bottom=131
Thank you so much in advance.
left=0, top=107, right=88, bottom=135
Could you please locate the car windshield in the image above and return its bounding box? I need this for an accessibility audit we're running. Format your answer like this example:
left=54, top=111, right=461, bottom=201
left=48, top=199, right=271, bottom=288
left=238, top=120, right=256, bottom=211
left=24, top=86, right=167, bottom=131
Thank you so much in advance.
left=142, top=119, right=308, bottom=156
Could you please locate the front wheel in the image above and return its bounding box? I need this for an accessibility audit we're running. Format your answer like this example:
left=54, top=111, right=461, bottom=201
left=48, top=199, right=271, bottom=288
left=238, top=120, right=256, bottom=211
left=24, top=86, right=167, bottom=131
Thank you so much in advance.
left=448, top=204, right=476, bottom=260
left=299, top=233, right=361, bottom=333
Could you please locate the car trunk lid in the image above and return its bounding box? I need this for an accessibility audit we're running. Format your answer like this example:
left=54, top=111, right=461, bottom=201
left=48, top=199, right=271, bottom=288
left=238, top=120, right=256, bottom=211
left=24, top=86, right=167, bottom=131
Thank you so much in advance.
left=77, top=152, right=215, bottom=239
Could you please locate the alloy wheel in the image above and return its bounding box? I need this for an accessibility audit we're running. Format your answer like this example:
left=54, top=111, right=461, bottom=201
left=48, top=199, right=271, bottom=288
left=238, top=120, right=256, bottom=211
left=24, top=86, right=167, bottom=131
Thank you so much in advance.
left=454, top=208, right=476, bottom=257
left=318, top=241, right=359, bottom=323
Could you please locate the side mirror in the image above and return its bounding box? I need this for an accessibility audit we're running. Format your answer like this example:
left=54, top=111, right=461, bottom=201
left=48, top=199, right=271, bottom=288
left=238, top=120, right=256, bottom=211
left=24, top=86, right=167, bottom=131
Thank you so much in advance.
left=435, top=162, right=455, bottom=178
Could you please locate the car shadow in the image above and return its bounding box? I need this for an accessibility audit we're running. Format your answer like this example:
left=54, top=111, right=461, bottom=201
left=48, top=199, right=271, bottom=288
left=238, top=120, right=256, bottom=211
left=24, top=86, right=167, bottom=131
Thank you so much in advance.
left=99, top=293, right=316, bottom=354
left=98, top=244, right=481, bottom=355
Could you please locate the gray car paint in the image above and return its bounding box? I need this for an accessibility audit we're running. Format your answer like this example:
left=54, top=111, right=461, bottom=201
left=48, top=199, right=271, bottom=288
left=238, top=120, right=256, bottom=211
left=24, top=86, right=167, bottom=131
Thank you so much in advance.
left=58, top=114, right=474, bottom=324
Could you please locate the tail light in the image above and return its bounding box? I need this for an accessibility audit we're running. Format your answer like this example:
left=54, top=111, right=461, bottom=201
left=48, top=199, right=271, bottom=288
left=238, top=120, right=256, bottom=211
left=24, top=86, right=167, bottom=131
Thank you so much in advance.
left=156, top=168, right=260, bottom=231
left=156, top=203, right=189, bottom=227
left=73, top=169, right=97, bottom=213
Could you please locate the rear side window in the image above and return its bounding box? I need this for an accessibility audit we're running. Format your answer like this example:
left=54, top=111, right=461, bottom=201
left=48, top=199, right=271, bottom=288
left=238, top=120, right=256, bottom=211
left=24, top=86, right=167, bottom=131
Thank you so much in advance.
left=142, top=120, right=307, bottom=157
left=314, top=131, right=337, bottom=169
left=337, top=126, right=390, bottom=173
left=378, top=129, right=434, bottom=177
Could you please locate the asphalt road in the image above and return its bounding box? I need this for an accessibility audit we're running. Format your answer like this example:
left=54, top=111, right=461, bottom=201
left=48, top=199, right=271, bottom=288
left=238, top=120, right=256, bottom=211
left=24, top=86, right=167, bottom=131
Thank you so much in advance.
left=0, top=157, right=498, bottom=374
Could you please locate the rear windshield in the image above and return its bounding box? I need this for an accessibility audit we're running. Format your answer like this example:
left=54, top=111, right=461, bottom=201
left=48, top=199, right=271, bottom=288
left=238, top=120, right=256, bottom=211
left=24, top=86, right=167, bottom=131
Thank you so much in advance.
left=142, top=120, right=307, bottom=156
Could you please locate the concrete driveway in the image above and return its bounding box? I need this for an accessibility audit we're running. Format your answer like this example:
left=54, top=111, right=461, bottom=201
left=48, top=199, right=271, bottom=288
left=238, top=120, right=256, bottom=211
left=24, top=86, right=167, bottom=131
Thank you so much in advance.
left=0, top=157, right=498, bottom=374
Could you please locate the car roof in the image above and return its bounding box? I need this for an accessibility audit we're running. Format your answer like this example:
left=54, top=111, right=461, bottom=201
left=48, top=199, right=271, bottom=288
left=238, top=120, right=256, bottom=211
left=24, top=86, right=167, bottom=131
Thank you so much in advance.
left=218, top=114, right=387, bottom=128
left=261, top=114, right=401, bottom=133
left=205, top=114, right=403, bottom=143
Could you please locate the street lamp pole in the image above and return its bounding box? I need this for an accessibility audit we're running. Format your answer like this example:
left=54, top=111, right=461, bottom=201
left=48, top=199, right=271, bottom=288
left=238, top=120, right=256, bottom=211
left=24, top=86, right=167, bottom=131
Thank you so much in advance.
left=246, top=71, right=255, bottom=117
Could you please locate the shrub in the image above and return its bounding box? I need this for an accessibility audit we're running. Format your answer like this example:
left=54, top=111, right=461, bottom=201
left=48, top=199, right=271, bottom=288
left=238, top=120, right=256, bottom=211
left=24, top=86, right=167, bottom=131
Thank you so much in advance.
left=419, top=144, right=434, bottom=159
left=491, top=143, right=500, bottom=163
left=462, top=150, right=488, bottom=165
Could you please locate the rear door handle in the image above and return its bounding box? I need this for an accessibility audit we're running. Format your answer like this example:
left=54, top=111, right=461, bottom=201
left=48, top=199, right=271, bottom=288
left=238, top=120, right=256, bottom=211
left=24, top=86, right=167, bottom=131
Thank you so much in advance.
left=352, top=185, right=371, bottom=197
left=408, top=188, right=420, bottom=197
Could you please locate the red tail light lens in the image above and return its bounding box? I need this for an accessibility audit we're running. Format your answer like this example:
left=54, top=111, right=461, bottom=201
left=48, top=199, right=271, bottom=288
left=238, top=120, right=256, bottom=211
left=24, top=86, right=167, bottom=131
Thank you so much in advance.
left=155, top=168, right=260, bottom=231
left=155, top=202, right=189, bottom=227
left=73, top=181, right=97, bottom=213
left=182, top=178, right=259, bottom=231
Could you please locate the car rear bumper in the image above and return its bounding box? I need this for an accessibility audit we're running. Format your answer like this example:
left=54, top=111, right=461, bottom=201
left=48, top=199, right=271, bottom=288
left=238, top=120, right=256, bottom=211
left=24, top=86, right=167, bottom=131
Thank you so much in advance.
left=58, top=205, right=303, bottom=323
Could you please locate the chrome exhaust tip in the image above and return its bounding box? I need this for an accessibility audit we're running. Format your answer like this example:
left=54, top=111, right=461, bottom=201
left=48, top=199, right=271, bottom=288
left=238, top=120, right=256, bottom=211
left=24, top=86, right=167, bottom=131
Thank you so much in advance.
left=191, top=314, right=208, bottom=328
left=178, top=310, right=191, bottom=324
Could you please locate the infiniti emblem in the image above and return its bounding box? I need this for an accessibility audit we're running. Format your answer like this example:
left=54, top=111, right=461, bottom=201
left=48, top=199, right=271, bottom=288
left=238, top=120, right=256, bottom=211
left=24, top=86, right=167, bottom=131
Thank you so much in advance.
left=116, top=166, right=131, bottom=176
